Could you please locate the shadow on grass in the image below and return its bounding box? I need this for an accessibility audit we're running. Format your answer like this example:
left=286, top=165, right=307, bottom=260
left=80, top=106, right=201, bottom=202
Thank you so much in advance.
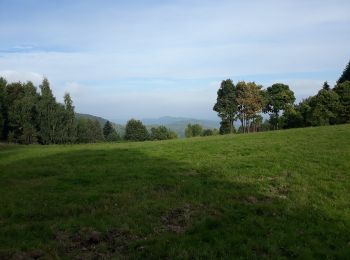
left=0, top=147, right=349, bottom=259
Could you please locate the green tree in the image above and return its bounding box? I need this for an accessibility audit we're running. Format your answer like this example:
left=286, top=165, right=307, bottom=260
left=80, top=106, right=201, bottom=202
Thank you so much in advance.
left=308, top=88, right=341, bottom=126
left=36, top=78, right=59, bottom=144
left=77, top=118, right=104, bottom=143
left=219, top=119, right=232, bottom=134
left=103, top=121, right=114, bottom=139
left=150, top=126, right=169, bottom=140
left=124, top=119, right=149, bottom=141
left=213, top=79, right=237, bottom=133
left=201, top=128, right=218, bottom=136
left=150, top=126, right=177, bottom=140
left=63, top=93, right=76, bottom=143
left=106, top=130, right=120, bottom=142
left=322, top=81, right=330, bottom=90
left=185, top=123, right=203, bottom=138
left=333, top=81, right=350, bottom=123
left=280, top=106, right=304, bottom=129
left=263, top=83, right=295, bottom=130
left=0, top=77, right=7, bottom=140
left=4, top=82, right=25, bottom=141
left=337, top=60, right=350, bottom=84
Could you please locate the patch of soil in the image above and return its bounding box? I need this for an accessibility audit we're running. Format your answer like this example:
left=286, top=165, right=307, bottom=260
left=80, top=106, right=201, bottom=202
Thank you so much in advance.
left=8, top=249, right=45, bottom=260
left=161, top=204, right=196, bottom=234
left=55, top=228, right=136, bottom=259
left=244, top=195, right=273, bottom=204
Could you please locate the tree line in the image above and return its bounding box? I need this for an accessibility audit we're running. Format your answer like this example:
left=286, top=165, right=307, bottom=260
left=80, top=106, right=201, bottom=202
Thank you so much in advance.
left=1, top=60, right=348, bottom=143
left=213, top=60, right=350, bottom=134
left=0, top=78, right=178, bottom=144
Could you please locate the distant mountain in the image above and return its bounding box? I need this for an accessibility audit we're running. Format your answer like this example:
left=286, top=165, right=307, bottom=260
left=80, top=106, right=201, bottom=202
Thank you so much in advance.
left=141, top=116, right=220, bottom=137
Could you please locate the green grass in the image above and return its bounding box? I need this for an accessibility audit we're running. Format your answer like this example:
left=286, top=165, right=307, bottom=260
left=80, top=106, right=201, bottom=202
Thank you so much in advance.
left=1, top=125, right=350, bottom=259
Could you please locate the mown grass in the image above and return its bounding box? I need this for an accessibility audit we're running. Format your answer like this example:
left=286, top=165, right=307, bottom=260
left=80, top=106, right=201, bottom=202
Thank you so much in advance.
left=0, top=125, right=350, bottom=259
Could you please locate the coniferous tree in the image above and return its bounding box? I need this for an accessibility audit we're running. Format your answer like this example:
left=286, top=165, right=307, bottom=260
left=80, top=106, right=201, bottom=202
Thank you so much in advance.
left=103, top=121, right=114, bottom=139
left=63, top=93, right=77, bottom=143
left=337, top=60, right=350, bottom=84
left=37, top=78, right=58, bottom=144
left=333, top=81, right=350, bottom=123
left=323, top=81, right=330, bottom=90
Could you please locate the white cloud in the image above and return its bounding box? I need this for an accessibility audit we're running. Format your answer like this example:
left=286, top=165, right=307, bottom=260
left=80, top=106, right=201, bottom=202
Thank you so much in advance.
left=1, top=0, right=349, bottom=119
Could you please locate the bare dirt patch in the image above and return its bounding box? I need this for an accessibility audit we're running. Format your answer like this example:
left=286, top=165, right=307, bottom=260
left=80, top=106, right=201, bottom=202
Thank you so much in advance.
left=161, top=204, right=196, bottom=234
left=55, top=228, right=135, bottom=259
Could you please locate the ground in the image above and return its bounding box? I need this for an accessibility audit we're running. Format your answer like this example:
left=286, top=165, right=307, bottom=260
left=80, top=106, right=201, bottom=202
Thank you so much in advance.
left=0, top=125, right=350, bottom=259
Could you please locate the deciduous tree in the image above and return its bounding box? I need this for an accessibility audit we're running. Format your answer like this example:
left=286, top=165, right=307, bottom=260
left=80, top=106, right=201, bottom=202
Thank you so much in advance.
left=213, top=79, right=237, bottom=133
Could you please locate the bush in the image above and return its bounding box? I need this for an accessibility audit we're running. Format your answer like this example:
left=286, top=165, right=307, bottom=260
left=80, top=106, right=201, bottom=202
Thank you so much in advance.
left=124, top=119, right=149, bottom=141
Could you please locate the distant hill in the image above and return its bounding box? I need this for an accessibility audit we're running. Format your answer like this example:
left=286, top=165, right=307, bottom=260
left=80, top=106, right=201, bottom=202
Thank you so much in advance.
left=75, top=113, right=125, bottom=136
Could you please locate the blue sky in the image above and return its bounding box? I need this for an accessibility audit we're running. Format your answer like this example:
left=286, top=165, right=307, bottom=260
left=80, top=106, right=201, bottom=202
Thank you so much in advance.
left=1, top=0, right=350, bottom=121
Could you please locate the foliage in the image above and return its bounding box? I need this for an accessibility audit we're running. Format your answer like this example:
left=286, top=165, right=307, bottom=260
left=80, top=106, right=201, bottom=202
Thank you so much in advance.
left=236, top=81, right=264, bottom=133
left=124, top=119, right=149, bottom=141
left=219, top=119, right=232, bottom=134
left=308, top=88, right=341, bottom=126
left=103, top=121, right=114, bottom=139
left=185, top=123, right=203, bottom=137
left=333, top=81, right=350, bottom=123
left=201, top=128, right=219, bottom=136
left=106, top=130, right=120, bottom=142
left=263, top=83, right=295, bottom=129
left=213, top=79, right=237, bottom=133
left=77, top=118, right=104, bottom=143
left=337, top=60, right=350, bottom=84
left=150, top=126, right=178, bottom=140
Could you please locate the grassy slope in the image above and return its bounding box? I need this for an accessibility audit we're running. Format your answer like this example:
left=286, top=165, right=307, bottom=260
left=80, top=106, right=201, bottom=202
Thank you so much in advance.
left=0, top=125, right=349, bottom=258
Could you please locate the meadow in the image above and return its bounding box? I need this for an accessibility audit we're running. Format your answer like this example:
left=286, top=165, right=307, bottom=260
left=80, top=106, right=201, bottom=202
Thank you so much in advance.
left=1, top=125, right=350, bottom=259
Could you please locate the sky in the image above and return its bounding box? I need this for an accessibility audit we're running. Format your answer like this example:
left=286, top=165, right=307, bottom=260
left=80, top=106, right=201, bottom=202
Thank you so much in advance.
left=1, top=0, right=350, bottom=122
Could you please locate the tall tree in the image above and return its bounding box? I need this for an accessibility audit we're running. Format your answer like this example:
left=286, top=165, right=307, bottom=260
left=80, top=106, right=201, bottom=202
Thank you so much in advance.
left=213, top=79, right=237, bottom=134
left=337, top=60, right=350, bottom=84
left=236, top=81, right=264, bottom=133
left=103, top=121, right=114, bottom=139
left=263, top=83, right=295, bottom=130
left=37, top=78, right=58, bottom=144
left=124, top=119, right=149, bottom=141
left=0, top=77, right=7, bottom=140
left=63, top=93, right=76, bottom=143
left=219, top=119, right=232, bottom=134
left=308, top=88, right=341, bottom=126
left=333, top=81, right=350, bottom=123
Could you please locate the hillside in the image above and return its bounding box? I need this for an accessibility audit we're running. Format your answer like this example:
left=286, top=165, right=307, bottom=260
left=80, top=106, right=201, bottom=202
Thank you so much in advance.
left=1, top=125, right=350, bottom=258
left=76, top=113, right=126, bottom=136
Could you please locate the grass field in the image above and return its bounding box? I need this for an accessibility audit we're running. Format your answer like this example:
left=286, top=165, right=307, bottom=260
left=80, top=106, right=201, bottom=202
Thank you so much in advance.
left=1, top=125, right=350, bottom=259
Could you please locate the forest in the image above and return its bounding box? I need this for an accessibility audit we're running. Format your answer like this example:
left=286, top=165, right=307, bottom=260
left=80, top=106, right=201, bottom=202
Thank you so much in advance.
left=0, top=60, right=349, bottom=144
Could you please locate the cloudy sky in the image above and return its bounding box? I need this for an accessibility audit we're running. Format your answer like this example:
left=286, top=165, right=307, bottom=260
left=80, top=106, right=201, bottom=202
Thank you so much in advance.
left=1, top=0, right=349, bottom=121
